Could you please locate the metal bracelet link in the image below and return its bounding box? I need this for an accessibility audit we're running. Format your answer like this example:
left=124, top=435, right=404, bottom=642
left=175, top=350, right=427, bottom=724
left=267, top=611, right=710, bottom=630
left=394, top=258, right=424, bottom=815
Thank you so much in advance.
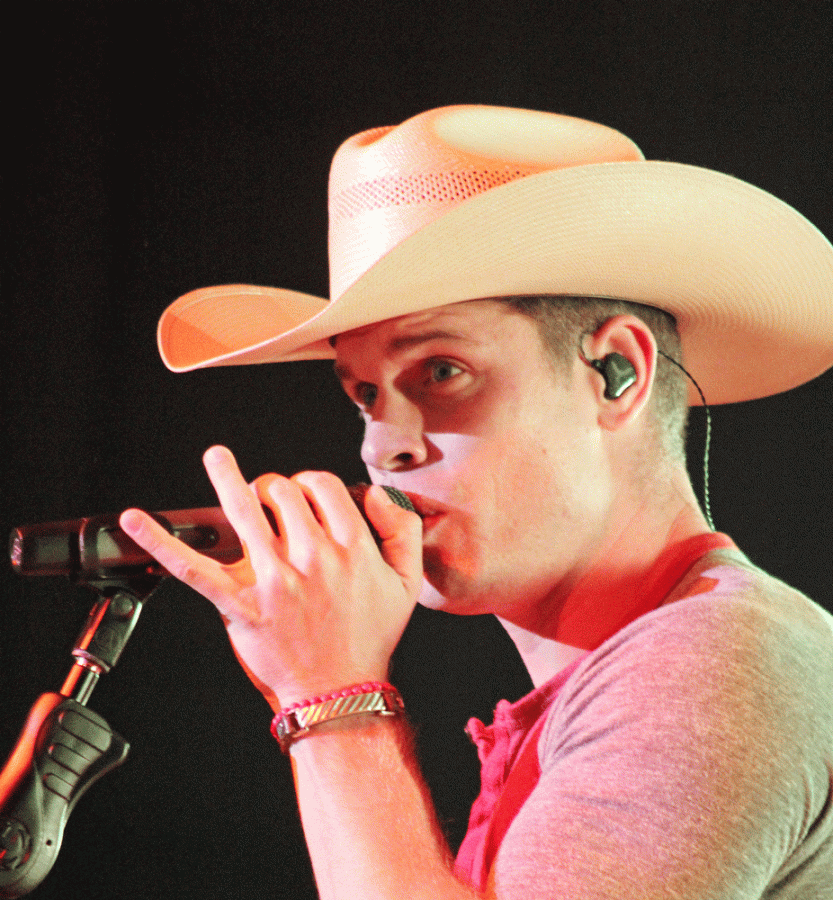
left=271, top=684, right=404, bottom=753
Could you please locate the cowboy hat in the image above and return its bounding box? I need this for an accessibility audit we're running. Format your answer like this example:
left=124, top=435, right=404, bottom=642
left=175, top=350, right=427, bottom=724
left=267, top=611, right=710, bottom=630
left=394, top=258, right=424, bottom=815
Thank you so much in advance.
left=157, top=105, right=833, bottom=405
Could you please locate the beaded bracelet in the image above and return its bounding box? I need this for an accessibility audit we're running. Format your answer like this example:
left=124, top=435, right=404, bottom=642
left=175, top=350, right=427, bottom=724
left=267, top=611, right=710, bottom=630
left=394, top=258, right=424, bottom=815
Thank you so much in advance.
left=270, top=682, right=404, bottom=753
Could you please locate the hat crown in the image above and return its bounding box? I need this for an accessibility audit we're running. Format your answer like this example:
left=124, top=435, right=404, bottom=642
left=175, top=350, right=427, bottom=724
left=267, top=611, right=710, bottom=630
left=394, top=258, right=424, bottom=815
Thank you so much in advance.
left=327, top=105, right=644, bottom=299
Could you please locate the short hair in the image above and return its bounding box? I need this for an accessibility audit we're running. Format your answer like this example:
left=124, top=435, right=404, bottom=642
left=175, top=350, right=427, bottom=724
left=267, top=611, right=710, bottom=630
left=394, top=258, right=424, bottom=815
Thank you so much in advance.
left=498, top=295, right=689, bottom=460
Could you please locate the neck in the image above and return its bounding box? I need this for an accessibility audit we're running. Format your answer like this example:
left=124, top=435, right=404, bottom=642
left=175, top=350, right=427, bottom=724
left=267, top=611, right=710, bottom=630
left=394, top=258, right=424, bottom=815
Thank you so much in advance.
left=496, top=623, right=586, bottom=688
left=502, top=464, right=712, bottom=686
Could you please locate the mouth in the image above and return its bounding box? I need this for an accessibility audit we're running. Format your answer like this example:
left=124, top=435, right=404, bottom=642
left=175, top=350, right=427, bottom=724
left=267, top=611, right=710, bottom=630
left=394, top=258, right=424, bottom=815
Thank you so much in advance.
left=396, top=491, right=447, bottom=525
left=369, top=481, right=450, bottom=530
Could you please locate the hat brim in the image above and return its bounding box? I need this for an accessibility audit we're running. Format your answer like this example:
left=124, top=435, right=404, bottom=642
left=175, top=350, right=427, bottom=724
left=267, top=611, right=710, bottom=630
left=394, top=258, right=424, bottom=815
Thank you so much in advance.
left=158, top=160, right=833, bottom=405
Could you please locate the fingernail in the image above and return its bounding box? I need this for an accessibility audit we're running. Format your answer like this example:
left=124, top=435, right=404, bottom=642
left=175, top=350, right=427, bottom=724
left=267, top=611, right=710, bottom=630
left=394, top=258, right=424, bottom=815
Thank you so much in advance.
left=203, top=445, right=227, bottom=465
left=120, top=509, right=142, bottom=533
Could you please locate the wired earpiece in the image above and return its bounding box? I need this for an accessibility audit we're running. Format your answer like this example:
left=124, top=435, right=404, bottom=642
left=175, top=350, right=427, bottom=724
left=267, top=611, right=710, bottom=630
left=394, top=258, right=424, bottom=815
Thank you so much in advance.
left=578, top=338, right=715, bottom=532
left=578, top=338, right=638, bottom=400
left=587, top=352, right=638, bottom=400
left=656, top=349, right=715, bottom=532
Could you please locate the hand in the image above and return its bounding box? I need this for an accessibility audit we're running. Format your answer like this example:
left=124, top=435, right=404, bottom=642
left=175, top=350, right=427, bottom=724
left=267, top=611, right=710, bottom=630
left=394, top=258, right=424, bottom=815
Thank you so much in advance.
left=120, top=446, right=423, bottom=709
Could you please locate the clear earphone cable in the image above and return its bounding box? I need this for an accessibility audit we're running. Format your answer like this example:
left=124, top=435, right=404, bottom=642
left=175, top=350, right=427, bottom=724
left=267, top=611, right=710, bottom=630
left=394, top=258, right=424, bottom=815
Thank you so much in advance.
left=657, top=349, right=715, bottom=532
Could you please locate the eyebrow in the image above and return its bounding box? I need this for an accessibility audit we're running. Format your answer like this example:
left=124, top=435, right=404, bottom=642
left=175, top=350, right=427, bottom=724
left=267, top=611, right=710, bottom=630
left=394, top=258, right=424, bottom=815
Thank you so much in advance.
left=388, top=329, right=472, bottom=350
left=333, top=329, right=476, bottom=382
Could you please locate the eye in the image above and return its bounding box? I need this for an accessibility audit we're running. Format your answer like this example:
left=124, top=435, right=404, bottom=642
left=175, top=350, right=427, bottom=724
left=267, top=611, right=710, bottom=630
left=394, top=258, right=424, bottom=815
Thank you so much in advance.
left=356, top=382, right=378, bottom=409
left=426, top=359, right=464, bottom=385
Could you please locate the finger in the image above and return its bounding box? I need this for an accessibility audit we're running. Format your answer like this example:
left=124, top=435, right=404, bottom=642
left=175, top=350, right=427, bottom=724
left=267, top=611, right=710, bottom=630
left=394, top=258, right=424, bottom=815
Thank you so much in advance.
left=250, top=473, right=286, bottom=541
left=252, top=472, right=324, bottom=545
left=291, top=470, right=371, bottom=547
left=119, top=508, right=237, bottom=609
left=203, top=445, right=279, bottom=570
left=363, top=485, right=424, bottom=597
left=259, top=474, right=349, bottom=574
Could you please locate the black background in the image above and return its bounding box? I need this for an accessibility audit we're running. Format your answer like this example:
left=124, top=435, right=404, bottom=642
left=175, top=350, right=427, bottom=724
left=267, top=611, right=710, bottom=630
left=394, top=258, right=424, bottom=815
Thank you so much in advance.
left=2, top=3, right=832, bottom=898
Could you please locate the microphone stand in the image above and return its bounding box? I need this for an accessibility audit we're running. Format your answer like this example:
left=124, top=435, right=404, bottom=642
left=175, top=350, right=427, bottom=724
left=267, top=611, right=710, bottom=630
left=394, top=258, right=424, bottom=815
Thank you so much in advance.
left=0, top=568, right=164, bottom=898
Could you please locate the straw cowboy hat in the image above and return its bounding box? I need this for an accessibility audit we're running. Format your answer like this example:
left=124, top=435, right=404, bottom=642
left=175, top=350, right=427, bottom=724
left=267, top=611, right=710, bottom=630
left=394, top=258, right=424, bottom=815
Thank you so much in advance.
left=157, top=105, right=833, bottom=405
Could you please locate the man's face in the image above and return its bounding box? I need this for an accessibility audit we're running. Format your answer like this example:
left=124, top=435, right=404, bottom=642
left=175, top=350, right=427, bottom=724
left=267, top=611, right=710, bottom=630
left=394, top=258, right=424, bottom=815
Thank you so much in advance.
left=334, top=300, right=612, bottom=627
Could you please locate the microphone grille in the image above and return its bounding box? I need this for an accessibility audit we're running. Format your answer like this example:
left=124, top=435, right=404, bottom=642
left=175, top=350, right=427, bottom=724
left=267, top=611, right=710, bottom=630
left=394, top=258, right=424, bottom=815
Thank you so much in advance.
left=346, top=484, right=416, bottom=514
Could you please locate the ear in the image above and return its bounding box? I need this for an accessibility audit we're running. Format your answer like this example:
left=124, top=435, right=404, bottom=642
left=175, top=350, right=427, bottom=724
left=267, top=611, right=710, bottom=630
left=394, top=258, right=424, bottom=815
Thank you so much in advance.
left=581, top=315, right=657, bottom=431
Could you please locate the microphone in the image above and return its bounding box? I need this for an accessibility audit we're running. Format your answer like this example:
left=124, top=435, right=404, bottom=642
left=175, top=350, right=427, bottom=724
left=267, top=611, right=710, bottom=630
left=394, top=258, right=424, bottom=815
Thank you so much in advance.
left=9, top=485, right=415, bottom=581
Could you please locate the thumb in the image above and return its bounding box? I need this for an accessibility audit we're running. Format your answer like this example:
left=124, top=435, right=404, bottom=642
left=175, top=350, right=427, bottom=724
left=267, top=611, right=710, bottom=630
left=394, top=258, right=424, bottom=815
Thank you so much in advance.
left=364, top=485, right=424, bottom=598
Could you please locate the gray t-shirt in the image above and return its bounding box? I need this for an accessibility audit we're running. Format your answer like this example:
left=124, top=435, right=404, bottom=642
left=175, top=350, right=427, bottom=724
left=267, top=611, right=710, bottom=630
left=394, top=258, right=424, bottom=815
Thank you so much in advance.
left=486, top=550, right=833, bottom=898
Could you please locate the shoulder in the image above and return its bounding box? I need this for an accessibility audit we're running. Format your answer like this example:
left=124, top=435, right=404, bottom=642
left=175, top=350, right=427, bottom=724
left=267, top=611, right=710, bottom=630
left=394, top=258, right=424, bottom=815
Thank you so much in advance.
left=541, top=549, right=833, bottom=789
left=579, top=549, right=833, bottom=691
left=643, top=549, right=833, bottom=688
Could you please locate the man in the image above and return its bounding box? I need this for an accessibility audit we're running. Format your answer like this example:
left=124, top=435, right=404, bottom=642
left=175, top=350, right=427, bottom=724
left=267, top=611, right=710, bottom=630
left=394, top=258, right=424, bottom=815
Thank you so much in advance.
left=120, top=106, right=833, bottom=898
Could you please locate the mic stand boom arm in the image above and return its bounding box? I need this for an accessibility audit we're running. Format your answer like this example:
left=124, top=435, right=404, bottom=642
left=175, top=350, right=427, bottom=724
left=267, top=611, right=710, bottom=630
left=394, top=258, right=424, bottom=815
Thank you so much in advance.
left=0, top=568, right=163, bottom=898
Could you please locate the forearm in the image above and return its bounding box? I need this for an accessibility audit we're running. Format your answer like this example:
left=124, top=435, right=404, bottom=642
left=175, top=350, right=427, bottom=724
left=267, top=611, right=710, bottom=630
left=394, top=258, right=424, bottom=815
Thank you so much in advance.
left=119, top=454, right=443, bottom=894
left=289, top=714, right=480, bottom=900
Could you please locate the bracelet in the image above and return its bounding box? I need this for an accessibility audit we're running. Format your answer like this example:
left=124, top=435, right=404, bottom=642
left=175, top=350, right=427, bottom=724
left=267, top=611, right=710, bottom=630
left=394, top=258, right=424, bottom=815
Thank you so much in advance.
left=270, top=682, right=404, bottom=753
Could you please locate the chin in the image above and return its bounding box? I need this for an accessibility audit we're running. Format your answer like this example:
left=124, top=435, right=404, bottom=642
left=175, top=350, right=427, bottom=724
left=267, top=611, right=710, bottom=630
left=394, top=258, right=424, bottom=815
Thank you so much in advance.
left=417, top=571, right=494, bottom=617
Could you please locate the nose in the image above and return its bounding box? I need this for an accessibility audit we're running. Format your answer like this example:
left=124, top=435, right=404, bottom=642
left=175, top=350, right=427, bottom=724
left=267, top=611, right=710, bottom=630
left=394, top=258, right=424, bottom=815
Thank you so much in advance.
left=360, top=410, right=428, bottom=471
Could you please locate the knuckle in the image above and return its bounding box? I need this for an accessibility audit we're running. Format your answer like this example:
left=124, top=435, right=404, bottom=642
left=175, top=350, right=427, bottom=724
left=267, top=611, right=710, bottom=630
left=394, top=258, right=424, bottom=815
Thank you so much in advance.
left=291, top=543, right=321, bottom=575
left=252, top=472, right=278, bottom=491
left=278, top=567, right=302, bottom=597
left=253, top=473, right=284, bottom=505
left=172, top=559, right=203, bottom=585
left=294, top=469, right=340, bottom=492
left=350, top=527, right=377, bottom=554
left=226, top=489, right=260, bottom=524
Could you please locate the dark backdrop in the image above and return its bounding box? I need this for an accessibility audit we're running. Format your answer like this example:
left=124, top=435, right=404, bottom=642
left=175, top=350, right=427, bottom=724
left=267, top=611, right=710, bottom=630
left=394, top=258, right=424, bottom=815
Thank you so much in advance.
left=2, top=3, right=831, bottom=898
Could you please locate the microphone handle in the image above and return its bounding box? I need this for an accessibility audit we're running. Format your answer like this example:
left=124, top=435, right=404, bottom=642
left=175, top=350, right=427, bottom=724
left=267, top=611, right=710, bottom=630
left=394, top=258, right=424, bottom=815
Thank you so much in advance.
left=9, top=485, right=415, bottom=580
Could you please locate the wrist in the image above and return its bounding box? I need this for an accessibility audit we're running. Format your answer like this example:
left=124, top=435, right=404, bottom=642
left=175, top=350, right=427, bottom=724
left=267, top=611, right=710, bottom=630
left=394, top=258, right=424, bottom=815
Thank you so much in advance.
left=270, top=681, right=404, bottom=753
left=272, top=666, right=393, bottom=711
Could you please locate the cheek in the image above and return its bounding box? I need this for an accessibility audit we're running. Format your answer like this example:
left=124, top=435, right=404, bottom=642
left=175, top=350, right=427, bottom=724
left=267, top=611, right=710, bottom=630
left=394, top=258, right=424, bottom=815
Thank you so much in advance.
left=425, top=412, right=607, bottom=546
left=492, top=423, right=608, bottom=538
left=429, top=430, right=562, bottom=527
